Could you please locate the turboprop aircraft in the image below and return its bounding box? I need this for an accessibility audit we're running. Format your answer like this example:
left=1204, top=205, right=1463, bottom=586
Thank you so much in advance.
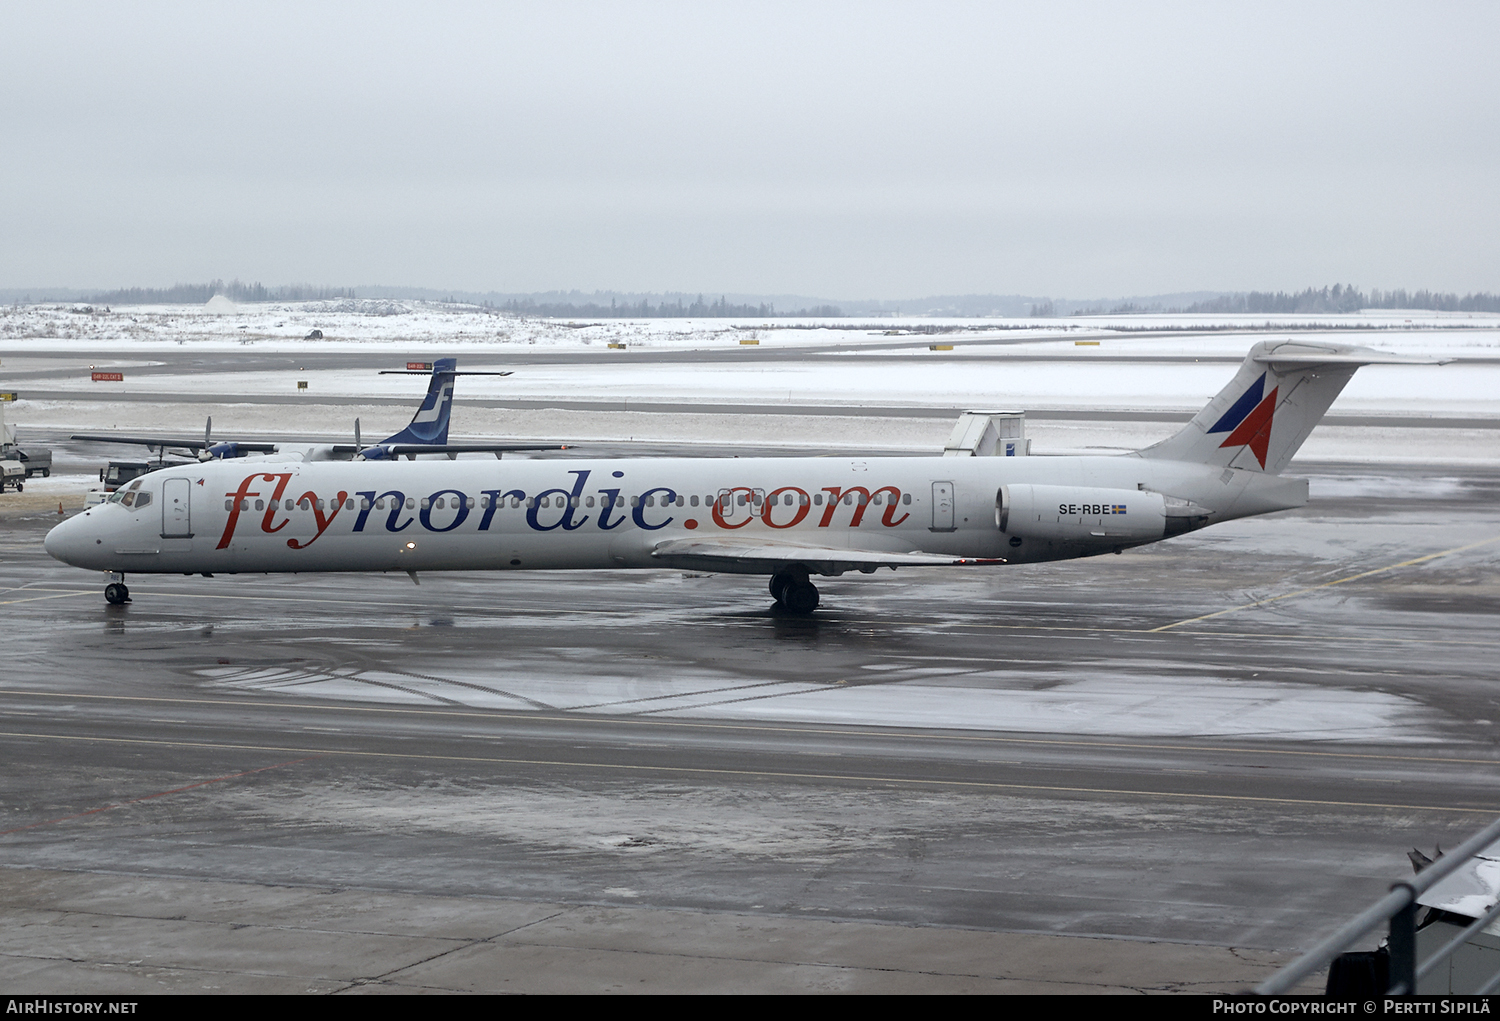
left=44, top=341, right=1434, bottom=612
left=71, top=358, right=560, bottom=462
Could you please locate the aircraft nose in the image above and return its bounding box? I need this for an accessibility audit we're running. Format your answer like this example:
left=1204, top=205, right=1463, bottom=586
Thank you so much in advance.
left=44, top=515, right=84, bottom=565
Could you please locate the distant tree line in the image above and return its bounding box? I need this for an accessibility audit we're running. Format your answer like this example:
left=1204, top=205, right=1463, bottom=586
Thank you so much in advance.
left=60, top=280, right=1498, bottom=315
left=1062, top=301, right=1177, bottom=315
left=498, top=294, right=842, bottom=318
left=1365, top=288, right=1500, bottom=313
left=86, top=280, right=356, bottom=305
left=1180, top=284, right=1500, bottom=315
left=1047, top=284, right=1500, bottom=316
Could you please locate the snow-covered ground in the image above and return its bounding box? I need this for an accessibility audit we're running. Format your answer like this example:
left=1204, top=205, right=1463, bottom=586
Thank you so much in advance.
left=3, top=299, right=1499, bottom=356
left=10, top=343, right=1497, bottom=421
left=3, top=301, right=1497, bottom=463
left=5, top=301, right=1497, bottom=411
left=15, top=359, right=1498, bottom=419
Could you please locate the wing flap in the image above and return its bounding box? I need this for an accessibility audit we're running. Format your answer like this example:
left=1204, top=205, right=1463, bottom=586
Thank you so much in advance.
left=650, top=536, right=1003, bottom=574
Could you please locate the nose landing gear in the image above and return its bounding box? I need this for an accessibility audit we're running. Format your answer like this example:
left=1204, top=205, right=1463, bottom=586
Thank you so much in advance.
left=769, top=569, right=820, bottom=615
left=104, top=574, right=131, bottom=605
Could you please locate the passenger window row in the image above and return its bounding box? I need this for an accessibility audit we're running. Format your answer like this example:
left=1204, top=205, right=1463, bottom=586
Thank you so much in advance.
left=226, top=498, right=353, bottom=512
left=221, top=489, right=913, bottom=514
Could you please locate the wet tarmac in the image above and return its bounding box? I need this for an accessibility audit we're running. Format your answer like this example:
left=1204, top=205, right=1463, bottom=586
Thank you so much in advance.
left=2, top=451, right=1498, bottom=991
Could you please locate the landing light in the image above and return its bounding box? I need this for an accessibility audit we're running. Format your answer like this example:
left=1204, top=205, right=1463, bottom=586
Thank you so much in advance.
left=405, top=542, right=416, bottom=549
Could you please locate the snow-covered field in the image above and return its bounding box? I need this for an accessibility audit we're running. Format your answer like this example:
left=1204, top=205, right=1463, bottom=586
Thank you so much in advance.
left=3, top=300, right=1497, bottom=463
left=4, top=299, right=1499, bottom=356
left=15, top=359, right=1499, bottom=423
left=64, top=357, right=1500, bottom=410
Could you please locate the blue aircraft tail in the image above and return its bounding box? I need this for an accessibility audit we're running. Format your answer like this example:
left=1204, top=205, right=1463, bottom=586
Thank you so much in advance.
left=378, top=358, right=456, bottom=445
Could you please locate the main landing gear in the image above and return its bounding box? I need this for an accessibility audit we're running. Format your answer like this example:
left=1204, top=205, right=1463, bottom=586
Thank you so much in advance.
left=769, top=569, right=819, bottom=615
left=104, top=573, right=131, bottom=605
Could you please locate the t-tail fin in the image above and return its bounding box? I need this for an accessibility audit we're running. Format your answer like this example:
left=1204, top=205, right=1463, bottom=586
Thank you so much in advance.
left=378, top=357, right=457, bottom=445
left=1137, top=341, right=1435, bottom=474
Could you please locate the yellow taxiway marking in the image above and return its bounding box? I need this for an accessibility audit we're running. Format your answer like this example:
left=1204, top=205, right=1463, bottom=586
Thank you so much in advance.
left=1150, top=535, right=1500, bottom=633
left=0, top=729, right=1490, bottom=816
left=3, top=688, right=1498, bottom=768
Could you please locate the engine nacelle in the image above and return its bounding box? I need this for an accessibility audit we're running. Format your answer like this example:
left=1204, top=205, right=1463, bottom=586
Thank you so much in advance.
left=997, top=485, right=1170, bottom=543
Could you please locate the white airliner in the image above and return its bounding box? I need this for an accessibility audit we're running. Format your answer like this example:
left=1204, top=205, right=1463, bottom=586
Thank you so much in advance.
left=44, top=341, right=1431, bottom=612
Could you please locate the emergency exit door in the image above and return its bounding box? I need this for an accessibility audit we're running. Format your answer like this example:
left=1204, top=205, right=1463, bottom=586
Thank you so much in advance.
left=716, top=488, right=764, bottom=523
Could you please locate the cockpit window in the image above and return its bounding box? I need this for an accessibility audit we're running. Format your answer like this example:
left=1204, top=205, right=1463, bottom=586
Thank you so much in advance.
left=113, top=484, right=153, bottom=509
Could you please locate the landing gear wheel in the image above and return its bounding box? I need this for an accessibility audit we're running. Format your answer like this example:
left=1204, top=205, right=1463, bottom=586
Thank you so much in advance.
left=769, top=573, right=792, bottom=604
left=783, top=580, right=820, bottom=615
left=104, top=583, right=130, bottom=605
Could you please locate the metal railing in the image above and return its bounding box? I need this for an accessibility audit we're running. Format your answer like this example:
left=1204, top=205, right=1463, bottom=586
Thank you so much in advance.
left=1256, top=814, right=1500, bottom=995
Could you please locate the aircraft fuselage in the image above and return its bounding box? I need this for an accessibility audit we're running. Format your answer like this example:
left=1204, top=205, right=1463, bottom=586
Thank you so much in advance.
left=43, top=454, right=1308, bottom=576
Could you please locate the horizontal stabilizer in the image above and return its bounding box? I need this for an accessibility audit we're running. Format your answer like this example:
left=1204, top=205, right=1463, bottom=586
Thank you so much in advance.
left=1252, top=348, right=1448, bottom=367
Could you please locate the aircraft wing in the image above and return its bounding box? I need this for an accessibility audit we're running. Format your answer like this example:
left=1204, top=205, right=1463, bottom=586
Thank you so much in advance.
left=377, top=370, right=515, bottom=376
left=361, top=443, right=569, bottom=459
left=71, top=433, right=279, bottom=452
left=649, top=536, right=1004, bottom=575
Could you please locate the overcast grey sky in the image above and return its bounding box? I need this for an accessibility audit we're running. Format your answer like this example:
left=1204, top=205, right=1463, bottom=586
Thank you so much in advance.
left=2, top=1, right=1496, bottom=298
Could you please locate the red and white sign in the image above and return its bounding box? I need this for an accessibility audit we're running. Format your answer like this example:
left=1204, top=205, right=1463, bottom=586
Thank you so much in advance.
left=91, top=372, right=124, bottom=382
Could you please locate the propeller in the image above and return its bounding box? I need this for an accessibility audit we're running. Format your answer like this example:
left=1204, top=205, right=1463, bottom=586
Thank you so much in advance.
left=198, top=415, right=253, bottom=460
left=353, top=418, right=363, bottom=460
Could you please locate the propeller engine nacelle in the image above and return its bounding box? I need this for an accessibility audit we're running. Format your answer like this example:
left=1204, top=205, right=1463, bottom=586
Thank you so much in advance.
left=199, top=442, right=248, bottom=460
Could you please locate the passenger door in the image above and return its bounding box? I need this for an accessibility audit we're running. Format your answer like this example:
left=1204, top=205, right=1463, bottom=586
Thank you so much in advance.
left=161, top=478, right=192, bottom=538
left=930, top=481, right=955, bottom=531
